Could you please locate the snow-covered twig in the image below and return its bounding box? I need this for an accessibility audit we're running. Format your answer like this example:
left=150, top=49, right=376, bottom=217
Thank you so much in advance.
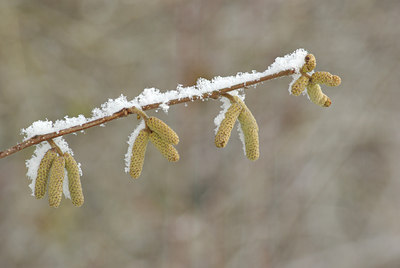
left=0, top=49, right=312, bottom=159
left=0, top=69, right=295, bottom=159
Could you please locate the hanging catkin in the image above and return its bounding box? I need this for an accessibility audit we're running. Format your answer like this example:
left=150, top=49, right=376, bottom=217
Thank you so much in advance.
left=307, top=83, right=331, bottom=107
left=129, top=129, right=150, bottom=179
left=149, top=132, right=179, bottom=162
left=301, top=54, right=316, bottom=73
left=311, top=71, right=341, bottom=86
left=48, top=156, right=65, bottom=208
left=35, top=148, right=57, bottom=199
left=215, top=102, right=242, bottom=148
left=234, top=97, right=260, bottom=161
left=291, top=75, right=310, bottom=96
left=64, top=153, right=84, bottom=207
left=146, top=117, right=179, bottom=145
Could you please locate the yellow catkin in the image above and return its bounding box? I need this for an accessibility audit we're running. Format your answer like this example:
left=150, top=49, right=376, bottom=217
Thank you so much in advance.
left=64, top=153, right=84, bottom=207
left=146, top=117, right=179, bottom=145
left=330, top=75, right=341, bottom=86
left=234, top=96, right=260, bottom=161
left=48, top=156, right=65, bottom=208
left=215, top=102, right=242, bottom=148
left=129, top=129, right=150, bottom=179
left=149, top=132, right=179, bottom=162
left=35, top=149, right=57, bottom=199
left=307, top=83, right=331, bottom=107
left=291, top=75, right=310, bottom=96
left=311, top=72, right=342, bottom=87
left=301, top=54, right=316, bottom=73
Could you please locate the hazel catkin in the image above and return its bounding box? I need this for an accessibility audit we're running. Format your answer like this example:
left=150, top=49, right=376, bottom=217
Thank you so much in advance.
left=149, top=132, right=179, bottom=162
left=64, top=153, right=84, bottom=207
left=129, top=129, right=150, bottom=179
left=234, top=96, right=260, bottom=161
left=48, top=156, right=66, bottom=208
left=291, top=75, right=310, bottom=96
left=311, top=72, right=342, bottom=87
left=146, top=117, right=179, bottom=145
left=301, top=54, right=316, bottom=73
left=307, top=83, right=331, bottom=107
left=215, top=102, right=242, bottom=148
left=35, top=148, right=57, bottom=199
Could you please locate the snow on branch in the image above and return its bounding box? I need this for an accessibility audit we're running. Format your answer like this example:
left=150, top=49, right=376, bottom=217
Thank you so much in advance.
left=0, top=49, right=308, bottom=159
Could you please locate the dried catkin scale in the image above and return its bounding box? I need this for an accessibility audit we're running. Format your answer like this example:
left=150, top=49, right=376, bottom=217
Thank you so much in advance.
left=64, top=153, right=84, bottom=207
left=129, top=129, right=150, bottom=179
left=48, top=156, right=66, bottom=208
left=215, top=102, right=242, bottom=148
left=149, top=132, right=179, bottom=162
left=301, top=54, right=316, bottom=73
left=291, top=75, right=310, bottom=96
left=146, top=117, right=179, bottom=145
left=234, top=97, right=260, bottom=161
left=307, top=83, right=331, bottom=107
left=34, top=148, right=57, bottom=199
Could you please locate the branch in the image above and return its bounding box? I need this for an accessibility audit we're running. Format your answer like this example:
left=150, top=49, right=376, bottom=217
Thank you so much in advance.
left=0, top=69, right=294, bottom=159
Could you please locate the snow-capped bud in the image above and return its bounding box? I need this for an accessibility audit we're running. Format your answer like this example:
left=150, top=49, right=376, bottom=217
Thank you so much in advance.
left=291, top=75, right=310, bottom=96
left=35, top=148, right=57, bottom=199
left=234, top=97, right=260, bottom=161
left=149, top=132, right=179, bottom=162
left=129, top=129, right=150, bottom=179
left=64, top=153, right=84, bottom=207
left=301, top=54, right=316, bottom=73
left=146, top=117, right=179, bottom=145
left=215, top=102, right=242, bottom=148
left=307, top=83, right=331, bottom=107
left=48, top=156, right=65, bottom=208
left=311, top=72, right=341, bottom=87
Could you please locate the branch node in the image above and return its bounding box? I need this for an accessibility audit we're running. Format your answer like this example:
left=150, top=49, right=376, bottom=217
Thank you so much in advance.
left=47, top=139, right=63, bottom=156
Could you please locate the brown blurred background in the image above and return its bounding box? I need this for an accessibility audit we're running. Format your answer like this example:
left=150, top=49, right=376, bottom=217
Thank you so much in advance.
left=1, top=0, right=400, bottom=267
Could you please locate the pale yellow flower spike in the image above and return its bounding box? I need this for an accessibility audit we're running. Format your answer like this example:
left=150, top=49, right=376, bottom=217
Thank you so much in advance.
left=149, top=132, right=180, bottom=162
left=129, top=129, right=150, bottom=179
left=291, top=75, right=310, bottom=96
left=34, top=148, right=57, bottom=199
left=215, top=102, right=243, bottom=148
left=292, top=54, right=341, bottom=107
left=146, top=117, right=179, bottom=145
left=307, top=83, right=331, bottom=107
left=311, top=71, right=341, bottom=87
left=48, top=156, right=66, bottom=208
left=301, top=54, right=316, bottom=73
left=64, top=152, right=84, bottom=207
left=234, top=96, right=260, bottom=161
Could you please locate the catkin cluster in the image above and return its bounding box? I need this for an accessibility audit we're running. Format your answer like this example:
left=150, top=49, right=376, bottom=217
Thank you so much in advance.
left=25, top=52, right=342, bottom=208
left=291, top=54, right=341, bottom=107
left=215, top=95, right=259, bottom=161
left=35, top=147, right=84, bottom=208
left=129, top=116, right=180, bottom=179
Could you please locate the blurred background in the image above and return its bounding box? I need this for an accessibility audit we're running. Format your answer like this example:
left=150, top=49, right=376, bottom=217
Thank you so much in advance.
left=0, top=0, right=399, bottom=267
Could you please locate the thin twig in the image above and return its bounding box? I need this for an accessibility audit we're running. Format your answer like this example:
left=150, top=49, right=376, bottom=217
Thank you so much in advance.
left=0, top=69, right=294, bottom=159
left=47, top=139, right=63, bottom=156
